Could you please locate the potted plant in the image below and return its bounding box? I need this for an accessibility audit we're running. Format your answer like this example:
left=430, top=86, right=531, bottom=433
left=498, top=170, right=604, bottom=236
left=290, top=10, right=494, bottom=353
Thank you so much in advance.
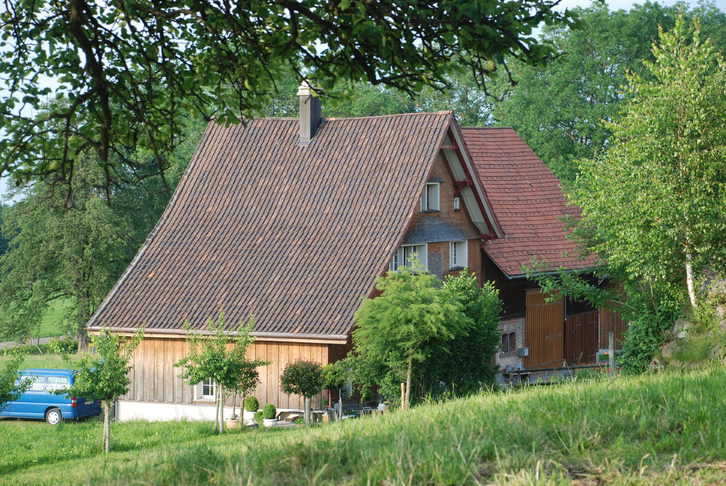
left=262, top=404, right=277, bottom=428
left=243, top=396, right=259, bottom=426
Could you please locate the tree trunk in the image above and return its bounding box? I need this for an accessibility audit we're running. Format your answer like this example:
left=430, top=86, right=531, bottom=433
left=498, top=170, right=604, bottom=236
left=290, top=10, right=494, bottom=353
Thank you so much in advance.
left=217, top=384, right=225, bottom=434
left=338, top=387, right=343, bottom=420
left=404, top=357, right=413, bottom=410
left=685, top=250, right=697, bottom=309
left=102, top=400, right=111, bottom=453
left=304, top=396, right=311, bottom=426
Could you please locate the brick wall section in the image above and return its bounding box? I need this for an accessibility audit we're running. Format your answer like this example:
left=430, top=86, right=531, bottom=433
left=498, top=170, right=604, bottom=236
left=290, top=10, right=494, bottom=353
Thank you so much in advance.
left=404, top=152, right=484, bottom=281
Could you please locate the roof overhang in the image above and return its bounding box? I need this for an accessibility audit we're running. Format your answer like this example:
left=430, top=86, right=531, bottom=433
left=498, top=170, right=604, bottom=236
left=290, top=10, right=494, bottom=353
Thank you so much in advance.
left=441, top=121, right=504, bottom=238
left=87, top=327, right=350, bottom=345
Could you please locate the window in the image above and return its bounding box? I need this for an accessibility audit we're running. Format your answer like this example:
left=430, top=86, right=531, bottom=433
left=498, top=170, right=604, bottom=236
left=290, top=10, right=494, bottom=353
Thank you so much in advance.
left=195, top=379, right=216, bottom=401
left=420, top=182, right=440, bottom=212
left=389, top=244, right=427, bottom=271
left=500, top=332, right=517, bottom=353
left=449, top=240, right=468, bottom=269
left=19, top=375, right=70, bottom=393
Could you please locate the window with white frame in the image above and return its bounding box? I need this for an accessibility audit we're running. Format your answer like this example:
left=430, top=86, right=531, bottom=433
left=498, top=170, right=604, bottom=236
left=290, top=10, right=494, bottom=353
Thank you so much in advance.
left=195, top=378, right=216, bottom=401
left=420, top=182, right=440, bottom=212
left=389, top=244, right=427, bottom=271
left=449, top=240, right=468, bottom=269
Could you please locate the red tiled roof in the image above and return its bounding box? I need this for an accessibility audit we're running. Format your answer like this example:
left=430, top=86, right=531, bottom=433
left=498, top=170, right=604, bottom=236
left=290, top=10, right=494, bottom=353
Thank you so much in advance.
left=88, top=113, right=453, bottom=338
left=462, top=127, right=598, bottom=277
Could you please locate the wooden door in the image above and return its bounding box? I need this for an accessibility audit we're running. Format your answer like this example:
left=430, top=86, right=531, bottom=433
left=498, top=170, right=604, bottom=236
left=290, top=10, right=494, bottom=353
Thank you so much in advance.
left=524, top=291, right=564, bottom=369
left=564, top=311, right=598, bottom=364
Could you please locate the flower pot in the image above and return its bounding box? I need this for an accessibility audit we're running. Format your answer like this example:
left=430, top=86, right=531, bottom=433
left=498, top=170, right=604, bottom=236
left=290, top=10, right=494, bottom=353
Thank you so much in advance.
left=243, top=410, right=257, bottom=426
left=263, top=418, right=278, bottom=428
left=225, top=419, right=241, bottom=430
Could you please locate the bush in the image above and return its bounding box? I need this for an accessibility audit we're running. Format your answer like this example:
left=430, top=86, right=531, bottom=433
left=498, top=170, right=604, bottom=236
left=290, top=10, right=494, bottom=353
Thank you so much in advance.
left=0, top=337, right=76, bottom=356
left=243, top=396, right=259, bottom=412
left=254, top=411, right=263, bottom=425
left=262, top=404, right=276, bottom=420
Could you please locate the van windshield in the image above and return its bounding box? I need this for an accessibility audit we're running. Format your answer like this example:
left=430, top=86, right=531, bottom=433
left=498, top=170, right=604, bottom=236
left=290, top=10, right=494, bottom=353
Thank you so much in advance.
left=19, top=375, right=70, bottom=393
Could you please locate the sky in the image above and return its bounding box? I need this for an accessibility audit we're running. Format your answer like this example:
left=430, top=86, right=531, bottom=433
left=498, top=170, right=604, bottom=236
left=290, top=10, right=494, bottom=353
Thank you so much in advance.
left=1, top=0, right=724, bottom=201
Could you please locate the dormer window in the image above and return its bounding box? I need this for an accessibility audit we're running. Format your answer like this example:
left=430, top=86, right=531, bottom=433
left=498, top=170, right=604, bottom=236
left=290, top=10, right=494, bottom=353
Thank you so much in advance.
left=420, top=182, right=440, bottom=212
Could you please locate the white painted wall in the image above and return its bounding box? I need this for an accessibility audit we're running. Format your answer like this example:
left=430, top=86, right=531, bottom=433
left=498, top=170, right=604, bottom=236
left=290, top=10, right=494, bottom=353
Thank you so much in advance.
left=116, top=400, right=302, bottom=422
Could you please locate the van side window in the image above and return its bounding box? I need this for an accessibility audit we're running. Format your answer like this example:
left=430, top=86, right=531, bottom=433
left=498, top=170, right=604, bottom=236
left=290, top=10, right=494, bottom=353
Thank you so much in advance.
left=21, top=375, right=69, bottom=392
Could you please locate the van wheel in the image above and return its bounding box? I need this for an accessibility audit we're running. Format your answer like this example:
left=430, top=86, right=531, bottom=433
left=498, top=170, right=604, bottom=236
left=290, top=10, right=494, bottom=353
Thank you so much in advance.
left=46, top=408, right=63, bottom=425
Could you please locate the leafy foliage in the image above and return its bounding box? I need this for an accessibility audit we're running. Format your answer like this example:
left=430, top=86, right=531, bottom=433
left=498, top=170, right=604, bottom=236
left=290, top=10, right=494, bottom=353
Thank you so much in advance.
left=243, top=396, right=259, bottom=413
left=418, top=273, right=502, bottom=396
left=0, top=119, right=202, bottom=345
left=0, top=0, right=573, bottom=192
left=350, top=268, right=473, bottom=408
left=0, top=353, right=30, bottom=407
left=281, top=361, right=324, bottom=399
left=262, top=404, right=276, bottom=420
left=555, top=16, right=726, bottom=372
left=494, top=1, right=726, bottom=182
left=67, top=330, right=142, bottom=403
left=175, top=313, right=265, bottom=433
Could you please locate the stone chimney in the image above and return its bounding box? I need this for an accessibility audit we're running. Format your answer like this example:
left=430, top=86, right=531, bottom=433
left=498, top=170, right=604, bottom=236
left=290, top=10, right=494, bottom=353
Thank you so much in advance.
left=297, top=81, right=322, bottom=145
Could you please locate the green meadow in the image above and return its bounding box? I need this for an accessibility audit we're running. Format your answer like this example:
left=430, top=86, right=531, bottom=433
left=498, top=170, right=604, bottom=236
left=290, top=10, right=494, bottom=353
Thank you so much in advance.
left=2, top=366, right=724, bottom=485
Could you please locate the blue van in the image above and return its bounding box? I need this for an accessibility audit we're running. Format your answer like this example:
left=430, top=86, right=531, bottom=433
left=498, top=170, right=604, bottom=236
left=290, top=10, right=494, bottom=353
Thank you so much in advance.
left=0, top=369, right=101, bottom=424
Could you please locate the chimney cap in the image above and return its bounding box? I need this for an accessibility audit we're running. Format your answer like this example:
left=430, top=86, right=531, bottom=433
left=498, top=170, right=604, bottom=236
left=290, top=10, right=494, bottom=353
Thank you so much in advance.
left=297, top=80, right=317, bottom=97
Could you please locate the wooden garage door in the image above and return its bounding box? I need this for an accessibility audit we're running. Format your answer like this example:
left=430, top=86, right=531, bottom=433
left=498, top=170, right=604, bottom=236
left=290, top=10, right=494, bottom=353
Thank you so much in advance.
left=524, top=291, right=565, bottom=368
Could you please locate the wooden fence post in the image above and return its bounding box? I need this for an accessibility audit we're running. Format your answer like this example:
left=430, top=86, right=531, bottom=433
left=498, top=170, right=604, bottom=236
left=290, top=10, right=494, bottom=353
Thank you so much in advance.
left=608, top=331, right=615, bottom=376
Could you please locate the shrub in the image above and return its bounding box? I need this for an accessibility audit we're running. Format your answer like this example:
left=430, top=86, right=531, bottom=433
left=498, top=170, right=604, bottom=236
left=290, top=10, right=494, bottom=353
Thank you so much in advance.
left=243, top=396, right=259, bottom=412
left=262, top=404, right=276, bottom=420
left=254, top=411, right=263, bottom=425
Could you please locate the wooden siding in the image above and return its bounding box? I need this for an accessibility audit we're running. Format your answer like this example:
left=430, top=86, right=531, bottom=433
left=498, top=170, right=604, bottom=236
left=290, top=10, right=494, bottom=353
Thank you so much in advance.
left=524, top=291, right=565, bottom=368
left=598, top=308, right=628, bottom=348
left=123, top=338, right=330, bottom=410
left=564, top=311, right=598, bottom=364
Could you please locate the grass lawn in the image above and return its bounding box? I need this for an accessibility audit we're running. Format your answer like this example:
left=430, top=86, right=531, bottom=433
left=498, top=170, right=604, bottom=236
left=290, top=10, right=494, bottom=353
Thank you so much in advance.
left=2, top=366, right=725, bottom=485
left=33, top=299, right=72, bottom=339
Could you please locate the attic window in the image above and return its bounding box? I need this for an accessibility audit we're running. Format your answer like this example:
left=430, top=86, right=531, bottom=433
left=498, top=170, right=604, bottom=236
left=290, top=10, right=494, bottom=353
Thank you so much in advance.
left=420, top=182, right=440, bottom=212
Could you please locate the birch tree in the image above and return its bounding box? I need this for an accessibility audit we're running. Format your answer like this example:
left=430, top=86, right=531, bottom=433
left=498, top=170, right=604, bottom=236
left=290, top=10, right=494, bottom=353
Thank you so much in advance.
left=571, top=16, right=726, bottom=311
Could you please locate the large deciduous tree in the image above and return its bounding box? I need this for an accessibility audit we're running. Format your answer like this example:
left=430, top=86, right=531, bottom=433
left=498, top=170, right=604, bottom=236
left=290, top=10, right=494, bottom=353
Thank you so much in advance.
left=0, top=0, right=572, bottom=193
left=0, top=119, right=202, bottom=346
left=494, top=1, right=726, bottom=182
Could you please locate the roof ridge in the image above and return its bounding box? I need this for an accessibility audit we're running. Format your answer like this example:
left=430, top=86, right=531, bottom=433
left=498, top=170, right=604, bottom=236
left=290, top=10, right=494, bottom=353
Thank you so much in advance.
left=461, top=126, right=514, bottom=130
left=325, top=110, right=452, bottom=121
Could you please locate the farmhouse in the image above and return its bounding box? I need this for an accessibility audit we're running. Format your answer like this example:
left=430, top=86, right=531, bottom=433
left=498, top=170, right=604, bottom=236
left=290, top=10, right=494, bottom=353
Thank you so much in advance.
left=87, top=84, right=624, bottom=421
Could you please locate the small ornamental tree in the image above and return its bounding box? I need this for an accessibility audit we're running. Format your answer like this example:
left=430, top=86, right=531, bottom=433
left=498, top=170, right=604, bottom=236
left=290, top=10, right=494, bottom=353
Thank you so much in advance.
left=66, top=330, right=143, bottom=453
left=0, top=353, right=30, bottom=408
left=281, top=361, right=324, bottom=426
left=322, top=361, right=349, bottom=419
left=175, top=313, right=265, bottom=434
left=352, top=267, right=469, bottom=409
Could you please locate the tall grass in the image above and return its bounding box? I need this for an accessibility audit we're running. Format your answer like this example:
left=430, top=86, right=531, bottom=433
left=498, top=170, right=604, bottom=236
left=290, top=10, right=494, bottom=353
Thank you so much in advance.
left=3, top=366, right=725, bottom=485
